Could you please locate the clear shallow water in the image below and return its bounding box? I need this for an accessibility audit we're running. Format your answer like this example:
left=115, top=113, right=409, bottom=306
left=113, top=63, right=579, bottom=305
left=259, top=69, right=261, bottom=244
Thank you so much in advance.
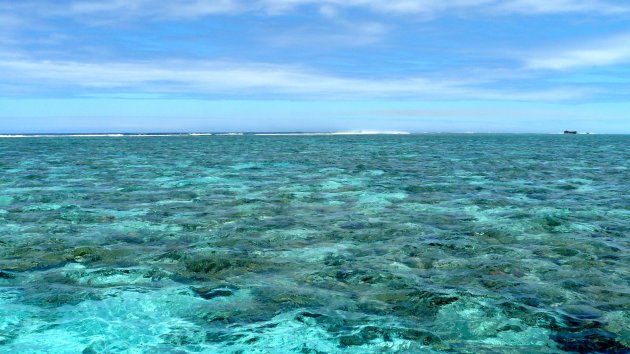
left=0, top=134, right=628, bottom=353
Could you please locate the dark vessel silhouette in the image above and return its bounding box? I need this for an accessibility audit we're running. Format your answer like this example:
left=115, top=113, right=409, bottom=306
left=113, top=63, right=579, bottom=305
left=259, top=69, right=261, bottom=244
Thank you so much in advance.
left=564, top=130, right=577, bottom=134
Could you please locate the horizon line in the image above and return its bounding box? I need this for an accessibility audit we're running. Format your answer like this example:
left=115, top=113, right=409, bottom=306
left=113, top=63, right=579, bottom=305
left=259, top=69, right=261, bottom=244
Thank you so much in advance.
left=0, top=131, right=616, bottom=137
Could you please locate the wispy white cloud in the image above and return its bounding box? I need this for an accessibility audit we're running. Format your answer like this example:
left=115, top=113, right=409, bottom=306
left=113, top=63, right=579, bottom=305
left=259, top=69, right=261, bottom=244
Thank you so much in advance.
left=263, top=11, right=389, bottom=47
left=264, top=23, right=388, bottom=47
left=318, top=4, right=339, bottom=18
left=0, top=13, right=27, bottom=46
left=0, top=57, right=586, bottom=100
left=526, top=33, right=630, bottom=70
left=7, top=0, right=628, bottom=21
left=68, top=0, right=243, bottom=18
left=0, top=14, right=23, bottom=29
left=494, top=0, right=629, bottom=14
left=257, top=0, right=628, bottom=16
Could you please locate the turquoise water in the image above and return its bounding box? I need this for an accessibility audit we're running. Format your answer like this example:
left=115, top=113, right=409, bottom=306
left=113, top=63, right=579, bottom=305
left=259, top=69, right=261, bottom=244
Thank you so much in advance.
left=0, top=134, right=628, bottom=353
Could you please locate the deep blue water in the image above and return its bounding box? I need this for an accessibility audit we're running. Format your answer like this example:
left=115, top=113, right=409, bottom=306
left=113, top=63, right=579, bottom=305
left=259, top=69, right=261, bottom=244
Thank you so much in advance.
left=0, top=134, right=629, bottom=353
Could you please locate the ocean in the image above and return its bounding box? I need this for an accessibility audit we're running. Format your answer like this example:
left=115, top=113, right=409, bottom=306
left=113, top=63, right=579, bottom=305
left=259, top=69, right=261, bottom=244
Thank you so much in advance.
left=0, top=134, right=628, bottom=353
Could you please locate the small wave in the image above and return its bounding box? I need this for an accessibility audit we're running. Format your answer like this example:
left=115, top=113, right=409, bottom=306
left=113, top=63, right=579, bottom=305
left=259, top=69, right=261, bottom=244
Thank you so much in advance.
left=255, top=131, right=411, bottom=136
left=0, top=133, right=185, bottom=138
left=68, top=134, right=125, bottom=137
left=0, top=131, right=414, bottom=138
left=128, top=134, right=182, bottom=137
left=331, top=130, right=410, bottom=135
left=254, top=133, right=328, bottom=136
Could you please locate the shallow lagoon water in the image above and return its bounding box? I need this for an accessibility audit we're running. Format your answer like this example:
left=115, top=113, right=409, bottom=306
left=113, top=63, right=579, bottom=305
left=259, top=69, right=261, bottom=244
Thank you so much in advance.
left=0, top=134, right=629, bottom=353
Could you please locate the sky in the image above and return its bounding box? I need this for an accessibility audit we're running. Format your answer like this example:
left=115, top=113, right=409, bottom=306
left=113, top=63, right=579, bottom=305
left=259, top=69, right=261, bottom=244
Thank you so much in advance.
left=0, top=0, right=629, bottom=133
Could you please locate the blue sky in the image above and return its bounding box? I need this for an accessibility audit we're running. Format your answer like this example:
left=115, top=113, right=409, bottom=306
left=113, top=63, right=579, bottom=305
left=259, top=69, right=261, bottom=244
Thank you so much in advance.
left=1, top=0, right=629, bottom=133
